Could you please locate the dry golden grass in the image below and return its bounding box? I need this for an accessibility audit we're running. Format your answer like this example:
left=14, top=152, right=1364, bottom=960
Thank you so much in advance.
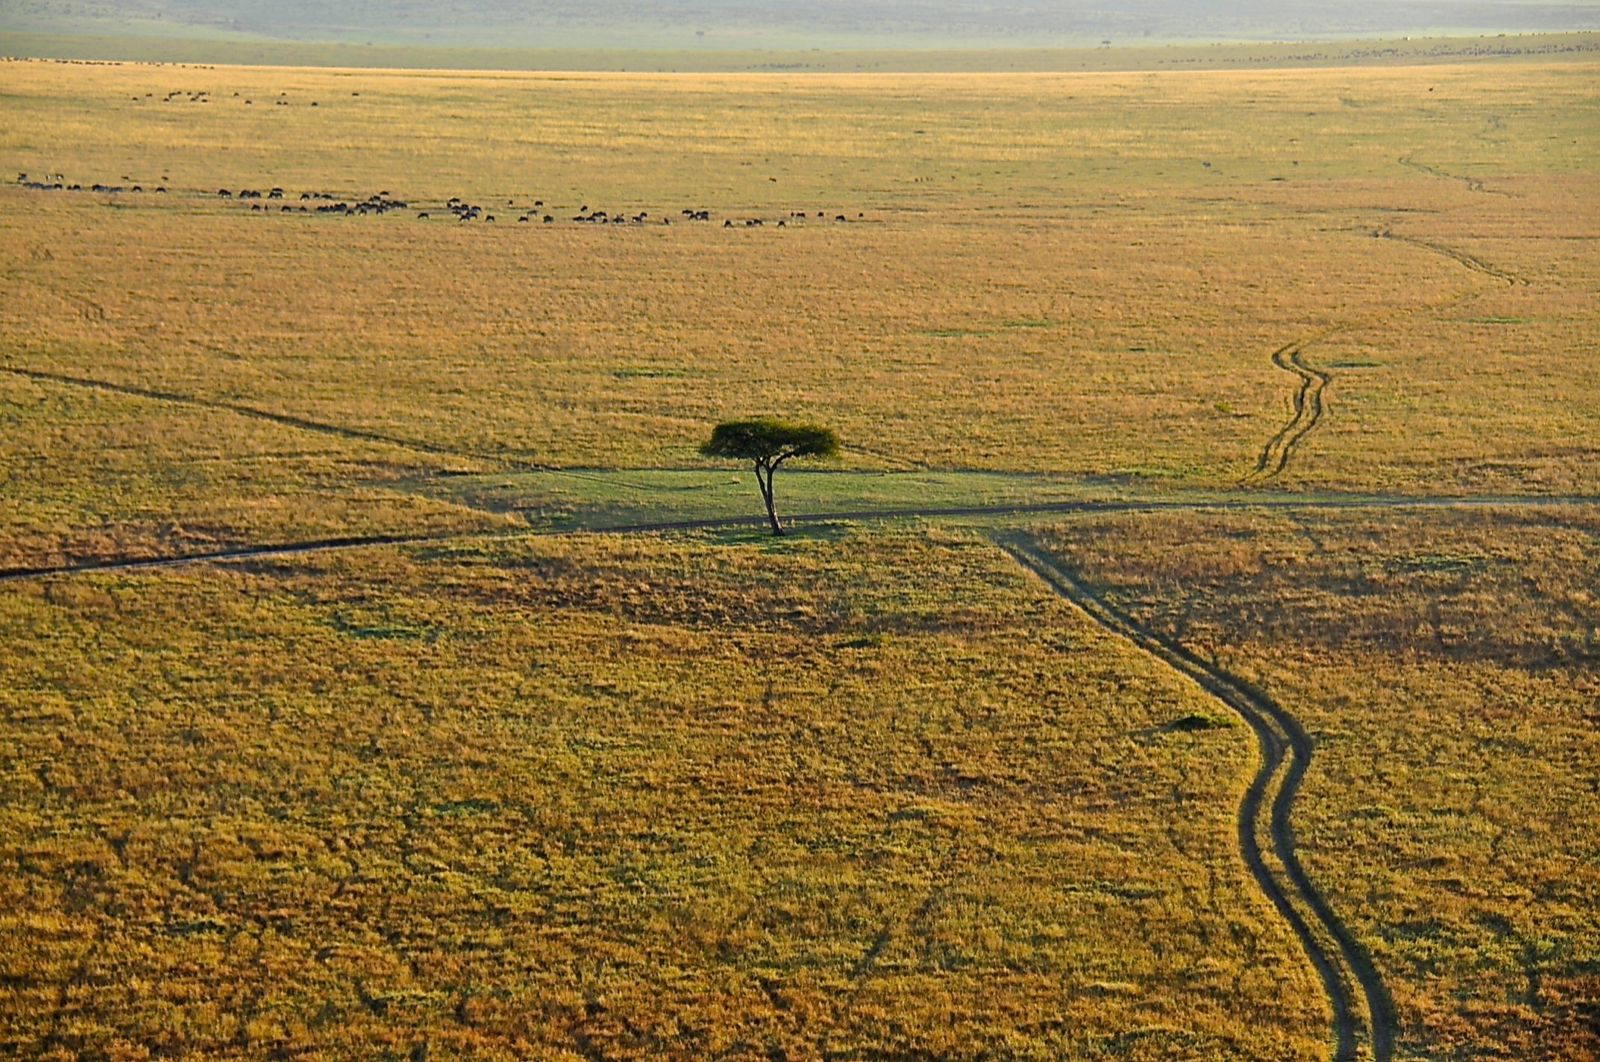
left=1, top=51, right=1597, bottom=1061
left=1, top=530, right=1330, bottom=1059
left=1033, top=507, right=1600, bottom=1059
left=1, top=58, right=1597, bottom=570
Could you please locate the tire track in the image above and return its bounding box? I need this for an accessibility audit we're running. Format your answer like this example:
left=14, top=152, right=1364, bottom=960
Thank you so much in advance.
left=992, top=531, right=1394, bottom=1061
left=0, top=531, right=485, bottom=583
left=1397, top=153, right=1514, bottom=197
left=1244, top=215, right=1530, bottom=484
left=1373, top=231, right=1527, bottom=286
left=1244, top=220, right=1536, bottom=484
left=4, top=492, right=1594, bottom=585
left=0, top=364, right=532, bottom=471
left=0, top=364, right=734, bottom=499
left=1247, top=338, right=1333, bottom=482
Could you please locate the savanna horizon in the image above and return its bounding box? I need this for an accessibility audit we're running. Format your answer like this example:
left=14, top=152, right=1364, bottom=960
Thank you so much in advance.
left=1, top=44, right=1596, bottom=1060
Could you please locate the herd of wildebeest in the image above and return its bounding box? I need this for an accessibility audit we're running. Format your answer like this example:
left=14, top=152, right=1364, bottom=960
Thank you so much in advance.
left=13, top=172, right=866, bottom=228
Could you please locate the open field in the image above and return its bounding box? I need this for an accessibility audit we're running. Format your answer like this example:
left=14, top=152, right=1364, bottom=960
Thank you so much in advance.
left=1029, top=506, right=1600, bottom=1059
left=3, top=56, right=1598, bottom=570
left=1, top=530, right=1333, bottom=1059
left=1, top=47, right=1597, bottom=1060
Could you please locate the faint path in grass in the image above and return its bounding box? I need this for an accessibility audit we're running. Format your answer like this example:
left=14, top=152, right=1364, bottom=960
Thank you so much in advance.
left=1397, top=153, right=1515, bottom=197
left=1374, top=231, right=1528, bottom=286
left=992, top=531, right=1395, bottom=1062
left=4, top=492, right=1597, bottom=584
left=0, top=364, right=913, bottom=496
left=1246, top=336, right=1335, bottom=483
left=0, top=363, right=533, bottom=471
left=1245, top=221, right=1528, bottom=484
left=0, top=531, right=487, bottom=583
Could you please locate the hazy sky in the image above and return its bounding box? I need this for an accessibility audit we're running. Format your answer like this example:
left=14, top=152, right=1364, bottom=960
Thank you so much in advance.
left=5, top=0, right=1599, bottom=48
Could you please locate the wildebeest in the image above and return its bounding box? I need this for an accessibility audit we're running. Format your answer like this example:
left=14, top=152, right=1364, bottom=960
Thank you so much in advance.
left=218, top=189, right=232, bottom=197
left=418, top=212, right=430, bottom=219
left=543, top=215, right=553, bottom=223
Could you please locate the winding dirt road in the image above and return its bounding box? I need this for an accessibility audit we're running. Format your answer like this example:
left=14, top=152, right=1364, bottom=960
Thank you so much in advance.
left=1248, top=338, right=1335, bottom=482
left=5, top=483, right=1593, bottom=1058
left=994, top=531, right=1395, bottom=1062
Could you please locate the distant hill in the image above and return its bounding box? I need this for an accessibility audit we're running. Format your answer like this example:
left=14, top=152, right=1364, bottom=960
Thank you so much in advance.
left=4, top=0, right=1599, bottom=50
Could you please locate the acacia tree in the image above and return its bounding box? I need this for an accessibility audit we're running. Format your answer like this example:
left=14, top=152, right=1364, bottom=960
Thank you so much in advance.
left=701, top=418, right=841, bottom=535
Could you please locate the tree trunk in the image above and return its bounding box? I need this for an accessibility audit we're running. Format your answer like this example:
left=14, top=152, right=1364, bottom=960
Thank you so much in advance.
left=755, top=460, right=784, bottom=535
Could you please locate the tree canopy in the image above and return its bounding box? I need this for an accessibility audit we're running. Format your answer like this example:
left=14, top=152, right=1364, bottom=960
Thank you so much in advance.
left=701, top=418, right=841, bottom=534
left=700, top=418, right=840, bottom=464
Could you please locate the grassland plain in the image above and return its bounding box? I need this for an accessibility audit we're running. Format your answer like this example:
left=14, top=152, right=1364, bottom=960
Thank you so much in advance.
left=1031, top=507, right=1600, bottom=1059
left=1, top=45, right=1598, bottom=1061
left=3, top=57, right=1599, bottom=569
left=0, top=530, right=1332, bottom=1059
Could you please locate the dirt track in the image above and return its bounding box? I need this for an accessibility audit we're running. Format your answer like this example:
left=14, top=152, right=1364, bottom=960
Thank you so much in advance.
left=0, top=365, right=537, bottom=471
left=1396, top=153, right=1515, bottom=197
left=994, top=531, right=1396, bottom=1061
left=1248, top=338, right=1334, bottom=482
left=5, top=487, right=1593, bottom=1058
left=1375, top=231, right=1528, bottom=286
left=3, top=491, right=1596, bottom=584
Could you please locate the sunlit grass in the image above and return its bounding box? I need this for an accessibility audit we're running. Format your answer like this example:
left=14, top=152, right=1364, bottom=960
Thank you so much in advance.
left=1032, top=507, right=1600, bottom=1059
left=0, top=530, right=1329, bottom=1058
left=0, top=50, right=1596, bottom=1060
